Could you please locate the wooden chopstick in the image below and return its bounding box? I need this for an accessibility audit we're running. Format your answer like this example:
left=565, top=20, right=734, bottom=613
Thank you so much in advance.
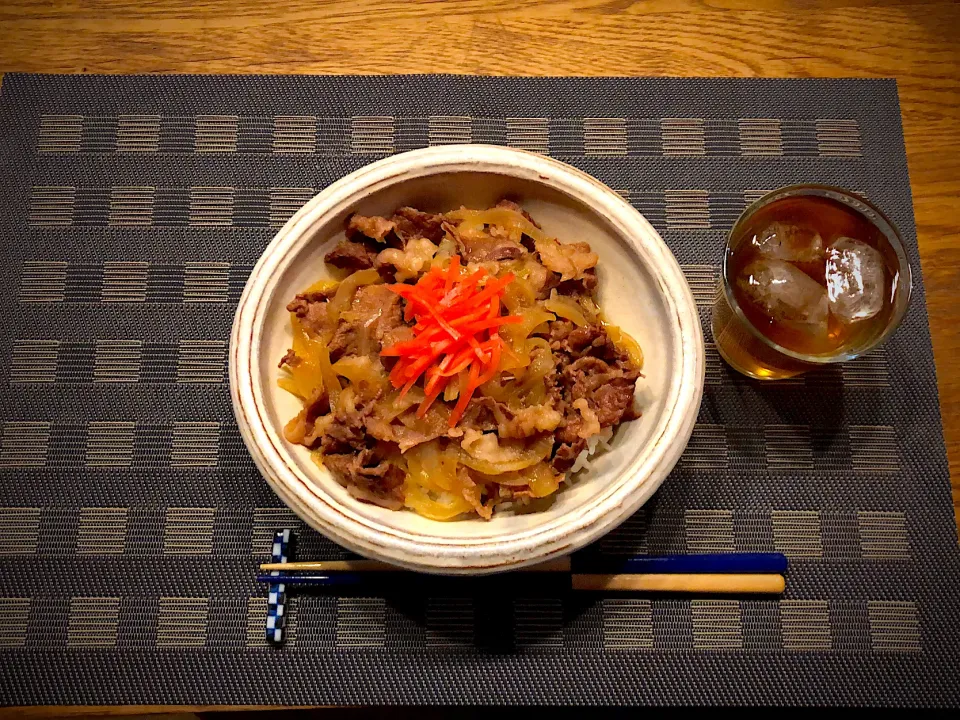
left=572, top=573, right=785, bottom=594
left=260, top=553, right=789, bottom=575
left=256, top=571, right=785, bottom=594
left=260, top=560, right=402, bottom=573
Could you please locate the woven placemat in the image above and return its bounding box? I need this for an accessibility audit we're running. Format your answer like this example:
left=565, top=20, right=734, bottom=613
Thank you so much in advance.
left=0, top=74, right=957, bottom=707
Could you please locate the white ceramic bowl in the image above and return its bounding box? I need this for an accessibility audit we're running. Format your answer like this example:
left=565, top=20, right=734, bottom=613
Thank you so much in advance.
left=230, top=145, right=704, bottom=574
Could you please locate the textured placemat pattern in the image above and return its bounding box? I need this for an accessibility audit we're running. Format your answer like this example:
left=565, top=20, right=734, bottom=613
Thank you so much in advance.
left=0, top=74, right=957, bottom=707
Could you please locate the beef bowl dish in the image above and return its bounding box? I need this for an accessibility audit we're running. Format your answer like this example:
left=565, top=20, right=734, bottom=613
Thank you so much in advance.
left=280, top=200, right=645, bottom=520
left=230, top=145, right=704, bottom=574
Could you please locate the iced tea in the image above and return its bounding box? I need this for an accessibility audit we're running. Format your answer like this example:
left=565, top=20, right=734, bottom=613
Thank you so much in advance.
left=712, top=186, right=911, bottom=379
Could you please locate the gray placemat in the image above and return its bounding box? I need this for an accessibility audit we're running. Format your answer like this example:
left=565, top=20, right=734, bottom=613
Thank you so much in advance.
left=0, top=74, right=957, bottom=707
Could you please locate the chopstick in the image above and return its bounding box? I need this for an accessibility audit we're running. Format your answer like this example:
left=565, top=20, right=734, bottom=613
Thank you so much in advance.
left=257, top=553, right=788, bottom=594
left=256, top=571, right=785, bottom=594
left=572, top=573, right=785, bottom=594
left=260, top=552, right=788, bottom=575
left=613, top=553, right=788, bottom=574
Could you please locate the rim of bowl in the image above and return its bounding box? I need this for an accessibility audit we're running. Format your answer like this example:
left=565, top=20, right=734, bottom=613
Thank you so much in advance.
left=229, top=145, right=705, bottom=574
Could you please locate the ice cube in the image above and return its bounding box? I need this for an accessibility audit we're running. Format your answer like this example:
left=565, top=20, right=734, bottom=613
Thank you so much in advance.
left=825, top=237, right=886, bottom=323
left=737, top=258, right=829, bottom=337
left=753, top=221, right=824, bottom=263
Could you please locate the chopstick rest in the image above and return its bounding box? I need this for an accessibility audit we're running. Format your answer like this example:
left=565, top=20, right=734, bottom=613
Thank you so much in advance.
left=265, top=529, right=292, bottom=646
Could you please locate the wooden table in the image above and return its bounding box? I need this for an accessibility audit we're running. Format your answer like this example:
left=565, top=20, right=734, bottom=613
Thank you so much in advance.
left=1, top=0, right=958, bottom=716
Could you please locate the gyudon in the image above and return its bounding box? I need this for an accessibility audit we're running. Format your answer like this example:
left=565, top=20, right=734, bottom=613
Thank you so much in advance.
left=279, top=201, right=644, bottom=520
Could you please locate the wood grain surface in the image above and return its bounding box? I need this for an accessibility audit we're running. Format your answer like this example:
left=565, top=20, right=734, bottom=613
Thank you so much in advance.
left=0, top=0, right=958, bottom=714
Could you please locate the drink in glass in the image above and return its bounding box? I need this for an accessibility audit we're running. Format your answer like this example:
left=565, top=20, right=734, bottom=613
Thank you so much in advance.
left=712, top=185, right=911, bottom=380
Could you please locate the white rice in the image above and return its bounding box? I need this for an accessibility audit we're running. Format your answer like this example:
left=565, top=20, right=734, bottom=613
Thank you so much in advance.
left=569, top=426, right=615, bottom=474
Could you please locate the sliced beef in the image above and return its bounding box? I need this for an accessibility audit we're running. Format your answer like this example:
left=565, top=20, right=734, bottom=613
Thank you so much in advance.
left=555, top=418, right=582, bottom=445
left=327, top=285, right=409, bottom=361
left=457, top=238, right=525, bottom=263
left=365, top=403, right=451, bottom=453
left=537, top=271, right=560, bottom=299
left=446, top=221, right=526, bottom=263
left=486, top=240, right=525, bottom=261
left=352, top=285, right=405, bottom=343
left=486, top=223, right=528, bottom=260
left=564, top=356, right=639, bottom=407
left=340, top=208, right=445, bottom=260
left=552, top=439, right=586, bottom=473
left=592, top=382, right=640, bottom=425
left=546, top=321, right=628, bottom=365
left=323, top=449, right=405, bottom=510
left=564, top=356, right=619, bottom=396
left=555, top=267, right=598, bottom=296
left=458, top=467, right=494, bottom=520
left=283, top=389, right=331, bottom=448
left=324, top=239, right=378, bottom=270
left=328, top=322, right=359, bottom=363
left=547, top=320, right=641, bottom=460
left=294, top=287, right=338, bottom=302
left=543, top=364, right=563, bottom=406
left=547, top=321, right=606, bottom=359
left=557, top=354, right=639, bottom=438
left=499, top=404, right=564, bottom=439
left=346, top=465, right=405, bottom=509
left=346, top=213, right=396, bottom=242
left=286, top=295, right=330, bottom=337
left=566, top=324, right=608, bottom=356
left=382, top=324, right=414, bottom=349
left=319, top=410, right=367, bottom=454
left=543, top=319, right=576, bottom=347
left=377, top=296, right=407, bottom=344
left=390, top=207, right=446, bottom=244
left=319, top=390, right=382, bottom=454
left=562, top=356, right=640, bottom=427
left=365, top=416, right=446, bottom=454
left=459, top=396, right=502, bottom=433
left=278, top=348, right=301, bottom=369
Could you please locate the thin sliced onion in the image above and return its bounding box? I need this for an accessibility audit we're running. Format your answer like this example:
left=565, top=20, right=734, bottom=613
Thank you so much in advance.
left=544, top=290, right=589, bottom=326
left=280, top=315, right=326, bottom=399
left=326, top=268, right=381, bottom=333
left=332, top=354, right=387, bottom=389
left=446, top=207, right=549, bottom=244
left=474, top=462, right=562, bottom=498
left=605, top=323, right=645, bottom=370
left=500, top=307, right=554, bottom=371
left=403, top=483, right=473, bottom=520
left=458, top=432, right=553, bottom=474
left=404, top=440, right=473, bottom=520
left=301, top=278, right=340, bottom=295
